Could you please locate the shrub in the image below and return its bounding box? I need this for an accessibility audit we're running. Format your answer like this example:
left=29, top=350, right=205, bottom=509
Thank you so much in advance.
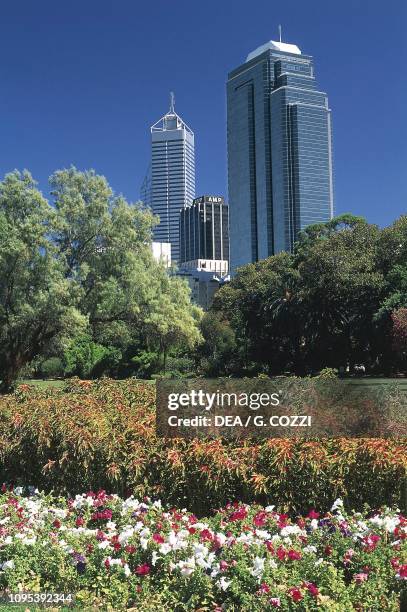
left=0, top=379, right=405, bottom=516
left=38, top=357, right=64, bottom=379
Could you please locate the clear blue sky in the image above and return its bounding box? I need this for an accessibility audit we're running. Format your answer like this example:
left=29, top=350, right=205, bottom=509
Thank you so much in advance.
left=1, top=0, right=406, bottom=226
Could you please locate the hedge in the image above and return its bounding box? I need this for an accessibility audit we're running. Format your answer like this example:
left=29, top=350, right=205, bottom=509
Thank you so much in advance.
left=0, top=379, right=405, bottom=515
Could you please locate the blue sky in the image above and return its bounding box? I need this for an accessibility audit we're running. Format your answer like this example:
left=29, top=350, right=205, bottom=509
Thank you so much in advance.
left=1, top=0, right=406, bottom=226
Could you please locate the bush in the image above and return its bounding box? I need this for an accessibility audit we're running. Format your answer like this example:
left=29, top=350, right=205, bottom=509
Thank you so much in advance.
left=38, top=357, right=64, bottom=379
left=0, top=379, right=406, bottom=517
left=0, top=488, right=405, bottom=610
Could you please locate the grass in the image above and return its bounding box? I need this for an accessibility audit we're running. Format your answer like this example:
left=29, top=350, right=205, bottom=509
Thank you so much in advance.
left=18, top=378, right=65, bottom=389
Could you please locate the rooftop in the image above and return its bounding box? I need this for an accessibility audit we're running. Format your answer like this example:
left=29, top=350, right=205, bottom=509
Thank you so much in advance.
left=246, top=40, right=302, bottom=62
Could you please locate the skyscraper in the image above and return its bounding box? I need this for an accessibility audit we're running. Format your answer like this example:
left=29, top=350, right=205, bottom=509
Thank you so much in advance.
left=179, top=195, right=229, bottom=276
left=146, top=94, right=195, bottom=262
left=227, top=38, right=334, bottom=271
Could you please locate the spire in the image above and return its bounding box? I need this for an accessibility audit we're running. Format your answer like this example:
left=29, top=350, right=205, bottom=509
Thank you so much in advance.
left=278, top=24, right=282, bottom=43
left=169, top=91, right=175, bottom=114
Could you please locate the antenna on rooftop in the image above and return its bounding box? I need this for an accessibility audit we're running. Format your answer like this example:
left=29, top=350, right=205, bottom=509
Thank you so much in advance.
left=278, top=24, right=282, bottom=43
left=169, top=91, right=175, bottom=113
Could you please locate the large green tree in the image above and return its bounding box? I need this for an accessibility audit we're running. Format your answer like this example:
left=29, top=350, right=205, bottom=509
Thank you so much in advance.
left=0, top=171, right=83, bottom=391
left=212, top=214, right=406, bottom=376
left=0, top=168, right=202, bottom=390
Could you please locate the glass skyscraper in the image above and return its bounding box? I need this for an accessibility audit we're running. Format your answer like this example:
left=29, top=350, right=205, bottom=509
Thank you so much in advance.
left=144, top=95, right=195, bottom=263
left=227, top=39, right=334, bottom=271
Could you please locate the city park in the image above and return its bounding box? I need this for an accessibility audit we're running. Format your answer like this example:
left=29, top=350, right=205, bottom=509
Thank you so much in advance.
left=0, top=168, right=406, bottom=609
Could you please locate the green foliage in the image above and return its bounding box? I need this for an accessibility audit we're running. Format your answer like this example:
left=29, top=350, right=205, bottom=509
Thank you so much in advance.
left=63, top=334, right=121, bottom=378
left=212, top=214, right=407, bottom=376
left=0, top=379, right=405, bottom=516
left=39, top=357, right=64, bottom=379
left=0, top=171, right=84, bottom=392
left=0, top=168, right=202, bottom=389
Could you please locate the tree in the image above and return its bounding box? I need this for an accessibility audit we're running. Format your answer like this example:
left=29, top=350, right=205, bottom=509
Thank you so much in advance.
left=213, top=215, right=406, bottom=375
left=0, top=167, right=202, bottom=390
left=0, top=171, right=84, bottom=391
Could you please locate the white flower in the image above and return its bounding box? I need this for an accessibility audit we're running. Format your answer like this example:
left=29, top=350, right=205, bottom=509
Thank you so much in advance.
left=106, top=521, right=116, bottom=531
left=1, top=560, right=14, bottom=570
left=98, top=541, right=110, bottom=550
left=310, top=519, right=319, bottom=531
left=123, top=563, right=131, bottom=577
left=255, top=529, right=271, bottom=540
left=315, top=558, right=324, bottom=566
left=269, top=559, right=278, bottom=569
left=217, top=577, right=231, bottom=591
left=0, top=517, right=10, bottom=525
left=265, top=505, right=275, bottom=512
left=177, top=557, right=196, bottom=576
left=331, top=498, right=344, bottom=512
left=280, top=525, right=304, bottom=537
left=21, top=537, right=36, bottom=545
left=303, top=545, right=317, bottom=554
left=159, top=543, right=172, bottom=555
left=250, top=556, right=265, bottom=578
left=151, top=551, right=159, bottom=566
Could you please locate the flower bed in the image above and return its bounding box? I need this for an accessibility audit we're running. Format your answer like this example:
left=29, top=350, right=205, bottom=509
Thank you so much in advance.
left=0, top=379, right=406, bottom=515
left=0, top=488, right=405, bottom=610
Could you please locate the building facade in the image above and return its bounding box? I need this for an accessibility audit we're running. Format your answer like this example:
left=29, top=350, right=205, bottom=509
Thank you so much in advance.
left=145, top=95, right=195, bottom=263
left=227, top=39, right=334, bottom=271
left=179, top=195, right=229, bottom=275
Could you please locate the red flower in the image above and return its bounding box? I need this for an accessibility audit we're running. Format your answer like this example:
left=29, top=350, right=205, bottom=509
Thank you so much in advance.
left=288, top=587, right=303, bottom=602
left=152, top=533, right=165, bottom=544
left=288, top=549, right=302, bottom=561
left=229, top=507, right=248, bottom=522
left=200, top=529, right=213, bottom=541
left=125, top=545, right=136, bottom=554
left=259, top=582, right=270, bottom=594
left=306, top=583, right=319, bottom=598
left=52, top=519, right=61, bottom=529
left=398, top=564, right=407, bottom=579
left=76, top=517, right=85, bottom=527
left=104, top=558, right=110, bottom=569
left=265, top=541, right=274, bottom=553
left=324, top=545, right=333, bottom=556
left=307, top=509, right=320, bottom=520
left=253, top=511, right=267, bottom=527
left=135, top=563, right=150, bottom=576
left=276, top=546, right=287, bottom=561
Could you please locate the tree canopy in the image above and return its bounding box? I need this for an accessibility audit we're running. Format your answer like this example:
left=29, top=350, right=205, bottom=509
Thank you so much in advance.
left=0, top=168, right=202, bottom=390
left=210, top=214, right=407, bottom=376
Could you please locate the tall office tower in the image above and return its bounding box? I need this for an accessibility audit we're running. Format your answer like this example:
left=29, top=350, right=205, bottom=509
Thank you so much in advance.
left=148, top=94, right=195, bottom=262
left=179, top=195, right=229, bottom=276
left=227, top=38, right=334, bottom=271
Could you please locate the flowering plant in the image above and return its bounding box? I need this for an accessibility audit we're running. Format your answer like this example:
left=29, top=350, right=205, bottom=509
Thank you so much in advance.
left=0, top=487, right=405, bottom=610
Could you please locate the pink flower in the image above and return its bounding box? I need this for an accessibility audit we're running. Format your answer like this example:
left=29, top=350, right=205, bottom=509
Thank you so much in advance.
left=270, top=598, right=281, bottom=608
left=354, top=572, right=368, bottom=584
left=259, top=583, right=270, bottom=594
left=152, top=533, right=164, bottom=544
left=307, top=509, right=320, bottom=520
left=253, top=511, right=267, bottom=527
left=219, top=560, right=229, bottom=571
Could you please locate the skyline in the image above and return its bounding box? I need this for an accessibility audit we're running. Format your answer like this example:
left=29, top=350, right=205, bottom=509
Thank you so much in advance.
left=1, top=0, right=406, bottom=228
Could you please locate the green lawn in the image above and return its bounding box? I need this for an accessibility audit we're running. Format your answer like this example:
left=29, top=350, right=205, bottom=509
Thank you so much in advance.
left=18, top=378, right=65, bottom=389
